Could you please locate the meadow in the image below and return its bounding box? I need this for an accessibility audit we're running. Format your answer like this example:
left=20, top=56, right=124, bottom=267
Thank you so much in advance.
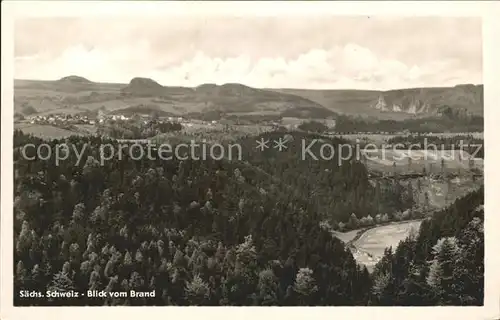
left=352, top=220, right=423, bottom=271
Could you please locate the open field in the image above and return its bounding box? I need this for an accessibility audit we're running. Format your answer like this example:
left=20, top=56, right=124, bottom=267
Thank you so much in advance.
left=74, top=124, right=99, bottom=135
left=352, top=220, right=422, bottom=271
left=413, top=175, right=483, bottom=208
left=14, top=123, right=83, bottom=139
left=361, top=149, right=483, bottom=174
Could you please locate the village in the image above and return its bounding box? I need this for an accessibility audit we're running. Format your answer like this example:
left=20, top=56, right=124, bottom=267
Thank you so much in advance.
left=21, top=110, right=395, bottom=135
left=16, top=107, right=481, bottom=140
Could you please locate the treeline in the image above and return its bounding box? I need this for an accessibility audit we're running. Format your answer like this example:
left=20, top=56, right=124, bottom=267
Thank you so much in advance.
left=436, top=105, right=474, bottom=121
left=14, top=131, right=373, bottom=306
left=97, top=119, right=182, bottom=139
left=184, top=111, right=283, bottom=124
left=297, top=121, right=329, bottom=133
left=334, top=114, right=483, bottom=134
left=370, top=187, right=484, bottom=306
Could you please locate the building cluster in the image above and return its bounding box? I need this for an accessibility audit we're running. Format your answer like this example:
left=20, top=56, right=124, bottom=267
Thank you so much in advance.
left=97, top=114, right=160, bottom=125
left=29, top=114, right=95, bottom=125
left=328, top=130, right=410, bottom=135
left=94, top=114, right=229, bottom=132
left=279, top=117, right=337, bottom=130
left=97, top=114, right=215, bottom=127
left=26, top=110, right=418, bottom=137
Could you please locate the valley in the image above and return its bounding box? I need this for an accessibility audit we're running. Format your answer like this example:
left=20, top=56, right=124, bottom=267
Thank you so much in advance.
left=15, top=76, right=483, bottom=122
left=333, top=171, right=482, bottom=271
left=13, top=75, right=485, bottom=306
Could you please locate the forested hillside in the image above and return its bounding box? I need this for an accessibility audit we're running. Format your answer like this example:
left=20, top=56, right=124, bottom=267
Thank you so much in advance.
left=333, top=114, right=483, bottom=133
left=370, top=187, right=484, bottom=306
left=13, top=130, right=483, bottom=306
left=237, top=131, right=415, bottom=227
left=13, top=131, right=372, bottom=306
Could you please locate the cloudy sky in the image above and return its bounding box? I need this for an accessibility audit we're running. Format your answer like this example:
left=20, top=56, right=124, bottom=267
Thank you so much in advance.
left=14, top=16, right=482, bottom=90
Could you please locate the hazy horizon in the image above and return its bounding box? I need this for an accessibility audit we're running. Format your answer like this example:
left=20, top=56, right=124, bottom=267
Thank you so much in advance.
left=15, top=16, right=482, bottom=91
left=13, top=76, right=483, bottom=92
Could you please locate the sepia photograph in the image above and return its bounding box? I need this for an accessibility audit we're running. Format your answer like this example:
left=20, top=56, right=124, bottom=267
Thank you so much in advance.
left=1, top=1, right=500, bottom=319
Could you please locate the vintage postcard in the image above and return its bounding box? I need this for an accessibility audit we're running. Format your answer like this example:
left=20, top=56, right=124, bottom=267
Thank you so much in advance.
left=1, top=1, right=499, bottom=320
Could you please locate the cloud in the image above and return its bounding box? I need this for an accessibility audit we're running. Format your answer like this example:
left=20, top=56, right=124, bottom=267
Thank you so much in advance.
left=15, top=42, right=481, bottom=90
left=14, top=16, right=482, bottom=90
left=15, top=42, right=154, bottom=83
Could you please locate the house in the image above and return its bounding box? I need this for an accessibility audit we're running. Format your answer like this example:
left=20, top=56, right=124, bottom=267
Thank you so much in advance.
left=281, top=117, right=305, bottom=128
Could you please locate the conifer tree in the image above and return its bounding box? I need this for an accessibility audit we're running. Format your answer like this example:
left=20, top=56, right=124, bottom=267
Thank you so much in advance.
left=185, top=274, right=210, bottom=305
left=293, top=268, right=318, bottom=305
left=426, top=237, right=461, bottom=304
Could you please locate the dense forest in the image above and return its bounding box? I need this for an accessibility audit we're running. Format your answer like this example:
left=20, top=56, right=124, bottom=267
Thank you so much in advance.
left=13, top=131, right=372, bottom=306
left=236, top=131, right=416, bottom=228
left=333, top=113, right=483, bottom=133
left=371, top=187, right=484, bottom=306
left=13, top=130, right=483, bottom=306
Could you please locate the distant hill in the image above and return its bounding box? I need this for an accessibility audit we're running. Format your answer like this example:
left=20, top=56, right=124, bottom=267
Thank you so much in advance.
left=121, top=77, right=169, bottom=96
left=120, top=78, right=336, bottom=119
left=14, top=77, right=482, bottom=121
left=57, top=75, right=93, bottom=84
left=274, top=84, right=483, bottom=120
left=372, top=84, right=483, bottom=115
